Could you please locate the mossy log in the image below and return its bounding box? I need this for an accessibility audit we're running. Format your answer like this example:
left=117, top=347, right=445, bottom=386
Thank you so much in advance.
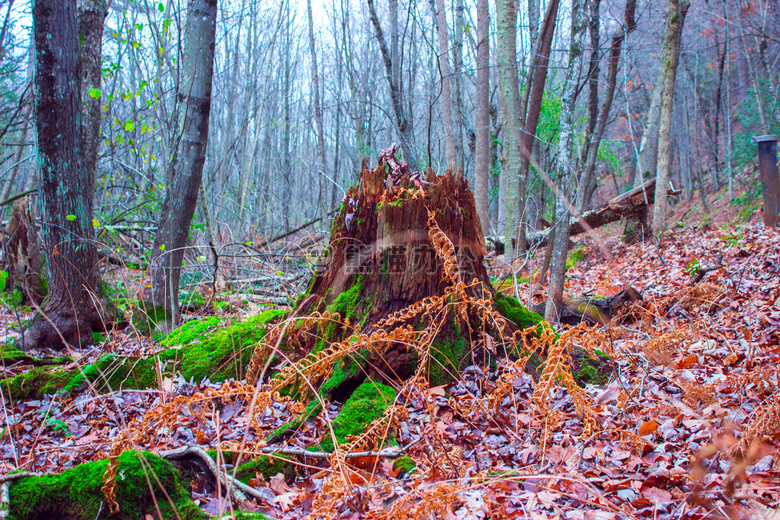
left=529, top=286, right=642, bottom=326
left=8, top=451, right=205, bottom=520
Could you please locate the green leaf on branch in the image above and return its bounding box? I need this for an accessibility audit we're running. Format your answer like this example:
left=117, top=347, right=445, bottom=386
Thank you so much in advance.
left=66, top=214, right=77, bottom=221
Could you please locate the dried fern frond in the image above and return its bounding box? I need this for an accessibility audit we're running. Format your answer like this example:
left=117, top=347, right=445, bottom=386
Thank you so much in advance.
left=738, top=390, right=780, bottom=455
left=530, top=324, right=599, bottom=439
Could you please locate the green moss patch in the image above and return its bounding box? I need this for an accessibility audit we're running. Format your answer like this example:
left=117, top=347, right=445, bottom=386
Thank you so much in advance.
left=572, top=348, right=612, bottom=386
left=3, top=310, right=285, bottom=399
left=233, top=454, right=296, bottom=483
left=0, top=342, right=71, bottom=367
left=318, top=378, right=396, bottom=452
left=566, top=245, right=586, bottom=270
left=130, top=301, right=169, bottom=337
left=0, top=342, right=28, bottom=365
left=3, top=366, right=74, bottom=400
left=9, top=450, right=205, bottom=520
left=325, top=276, right=365, bottom=325
left=493, top=293, right=547, bottom=334
left=393, top=456, right=416, bottom=477
left=106, top=309, right=285, bottom=391
left=428, top=325, right=469, bottom=387
left=61, top=354, right=117, bottom=393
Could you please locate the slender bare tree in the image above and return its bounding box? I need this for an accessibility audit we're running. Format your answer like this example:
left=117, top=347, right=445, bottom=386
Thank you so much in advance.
left=148, top=0, right=218, bottom=328
left=474, top=0, right=490, bottom=236
left=652, top=0, right=690, bottom=237
left=546, top=0, right=587, bottom=322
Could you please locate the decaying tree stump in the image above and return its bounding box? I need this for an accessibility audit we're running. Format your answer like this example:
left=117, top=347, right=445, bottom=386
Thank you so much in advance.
left=251, top=146, right=545, bottom=399
left=302, top=147, right=490, bottom=322
left=1, top=198, right=45, bottom=305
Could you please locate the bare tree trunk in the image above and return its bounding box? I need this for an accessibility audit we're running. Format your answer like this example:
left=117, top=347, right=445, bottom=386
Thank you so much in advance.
left=517, top=0, right=559, bottom=249
left=453, top=0, right=465, bottom=170
left=637, top=71, right=663, bottom=184
left=307, top=0, right=328, bottom=227
left=495, top=0, right=522, bottom=259
left=652, top=0, right=690, bottom=237
left=579, top=0, right=601, bottom=170
left=527, top=0, right=539, bottom=47
left=430, top=0, right=457, bottom=167
left=367, top=0, right=417, bottom=168
left=282, top=4, right=292, bottom=233
left=575, top=0, right=636, bottom=212
left=78, top=0, right=108, bottom=207
left=27, top=0, right=103, bottom=350
left=474, top=0, right=490, bottom=236
left=545, top=0, right=587, bottom=322
left=149, top=0, right=218, bottom=328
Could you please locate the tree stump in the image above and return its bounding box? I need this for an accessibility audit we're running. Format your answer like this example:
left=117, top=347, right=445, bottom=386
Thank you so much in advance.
left=248, top=146, right=546, bottom=400
left=1, top=199, right=45, bottom=306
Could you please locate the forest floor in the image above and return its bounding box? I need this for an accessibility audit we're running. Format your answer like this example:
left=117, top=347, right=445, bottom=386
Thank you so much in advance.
left=1, top=196, right=779, bottom=519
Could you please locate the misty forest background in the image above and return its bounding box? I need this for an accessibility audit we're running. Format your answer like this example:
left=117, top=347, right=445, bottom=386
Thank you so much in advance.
left=0, top=0, right=778, bottom=295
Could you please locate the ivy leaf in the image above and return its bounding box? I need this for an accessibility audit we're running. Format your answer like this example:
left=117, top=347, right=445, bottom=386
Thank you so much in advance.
left=159, top=244, right=166, bottom=251
left=66, top=214, right=77, bottom=221
left=88, top=87, right=101, bottom=99
left=92, top=219, right=100, bottom=227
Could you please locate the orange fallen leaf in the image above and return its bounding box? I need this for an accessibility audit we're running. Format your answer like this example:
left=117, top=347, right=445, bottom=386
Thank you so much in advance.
left=638, top=419, right=660, bottom=437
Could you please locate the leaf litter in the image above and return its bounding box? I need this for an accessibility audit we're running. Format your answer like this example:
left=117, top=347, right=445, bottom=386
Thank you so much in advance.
left=1, top=221, right=779, bottom=519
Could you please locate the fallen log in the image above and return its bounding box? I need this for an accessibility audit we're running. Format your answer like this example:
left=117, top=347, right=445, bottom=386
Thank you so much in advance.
left=487, top=179, right=679, bottom=251
left=527, top=178, right=662, bottom=246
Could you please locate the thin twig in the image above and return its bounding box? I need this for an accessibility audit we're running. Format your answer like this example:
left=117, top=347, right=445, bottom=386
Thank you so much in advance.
left=161, top=446, right=247, bottom=505
left=0, top=471, right=41, bottom=484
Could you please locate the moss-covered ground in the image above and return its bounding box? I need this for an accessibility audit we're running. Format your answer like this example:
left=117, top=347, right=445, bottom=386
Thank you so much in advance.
left=9, top=450, right=206, bottom=520
left=1, top=309, right=285, bottom=400
left=428, top=322, right=469, bottom=387
left=572, top=348, right=612, bottom=386
left=393, top=455, right=416, bottom=476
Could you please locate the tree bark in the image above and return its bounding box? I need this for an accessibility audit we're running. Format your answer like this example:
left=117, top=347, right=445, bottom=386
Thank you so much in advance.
left=495, top=0, right=522, bottom=259
left=474, top=0, right=490, bottom=237
left=453, top=0, right=465, bottom=170
left=149, top=0, right=217, bottom=329
left=27, top=0, right=103, bottom=350
left=517, top=0, right=559, bottom=249
left=77, top=0, right=108, bottom=207
left=545, top=0, right=587, bottom=322
left=652, top=0, right=690, bottom=237
left=575, top=0, right=637, bottom=213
